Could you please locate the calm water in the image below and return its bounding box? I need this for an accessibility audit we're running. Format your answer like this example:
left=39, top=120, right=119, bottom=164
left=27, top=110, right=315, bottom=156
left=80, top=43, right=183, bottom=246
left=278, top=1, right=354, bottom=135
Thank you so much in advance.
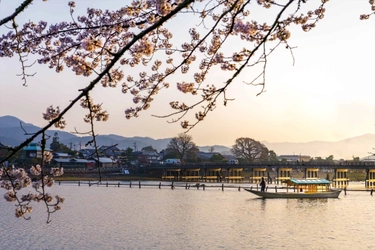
left=1, top=182, right=375, bottom=250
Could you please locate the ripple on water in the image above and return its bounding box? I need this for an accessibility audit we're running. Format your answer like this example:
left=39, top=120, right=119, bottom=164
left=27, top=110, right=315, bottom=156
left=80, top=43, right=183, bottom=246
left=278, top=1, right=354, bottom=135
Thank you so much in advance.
left=1, top=184, right=375, bottom=249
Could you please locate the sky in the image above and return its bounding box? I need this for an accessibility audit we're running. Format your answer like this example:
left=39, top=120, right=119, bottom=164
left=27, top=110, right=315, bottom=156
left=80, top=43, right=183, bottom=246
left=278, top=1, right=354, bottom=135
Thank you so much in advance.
left=1, top=0, right=375, bottom=148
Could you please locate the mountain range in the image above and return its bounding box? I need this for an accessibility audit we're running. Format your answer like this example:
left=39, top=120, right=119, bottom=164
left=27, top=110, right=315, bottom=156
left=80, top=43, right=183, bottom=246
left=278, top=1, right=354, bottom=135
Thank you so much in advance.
left=0, top=115, right=231, bottom=154
left=0, top=115, right=374, bottom=159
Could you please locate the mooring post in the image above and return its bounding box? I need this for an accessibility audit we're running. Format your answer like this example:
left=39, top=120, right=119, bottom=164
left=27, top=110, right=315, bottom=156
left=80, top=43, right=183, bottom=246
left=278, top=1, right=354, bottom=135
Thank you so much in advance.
left=371, top=189, right=373, bottom=196
left=171, top=182, right=174, bottom=189
left=238, top=186, right=240, bottom=191
left=159, top=182, right=161, bottom=189
left=118, top=182, right=120, bottom=187
left=106, top=182, right=108, bottom=187
left=78, top=180, right=80, bottom=187
left=275, top=186, right=277, bottom=193
left=222, top=183, right=224, bottom=191
left=185, top=183, right=188, bottom=189
left=139, top=181, right=141, bottom=188
left=130, top=181, right=132, bottom=188
left=88, top=180, right=90, bottom=187
left=203, top=184, right=205, bottom=191
left=59, top=181, right=61, bottom=185
left=344, top=187, right=346, bottom=195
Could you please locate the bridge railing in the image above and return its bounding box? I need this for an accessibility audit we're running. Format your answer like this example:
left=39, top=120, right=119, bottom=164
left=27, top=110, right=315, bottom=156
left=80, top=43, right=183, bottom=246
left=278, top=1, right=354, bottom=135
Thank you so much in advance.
left=146, top=161, right=375, bottom=169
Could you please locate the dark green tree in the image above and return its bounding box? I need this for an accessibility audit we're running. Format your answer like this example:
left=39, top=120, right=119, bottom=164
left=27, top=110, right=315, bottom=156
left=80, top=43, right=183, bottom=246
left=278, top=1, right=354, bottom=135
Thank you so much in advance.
left=120, top=147, right=135, bottom=164
left=326, top=155, right=334, bottom=161
left=163, top=152, right=180, bottom=160
left=49, top=133, right=78, bottom=156
left=268, top=150, right=279, bottom=162
left=142, top=146, right=157, bottom=152
left=210, top=154, right=225, bottom=163
left=352, top=156, right=360, bottom=162
left=50, top=132, right=60, bottom=151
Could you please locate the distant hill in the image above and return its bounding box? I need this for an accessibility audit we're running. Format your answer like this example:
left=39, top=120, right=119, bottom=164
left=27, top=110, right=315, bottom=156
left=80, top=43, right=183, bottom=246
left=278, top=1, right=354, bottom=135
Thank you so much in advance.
left=1, top=115, right=375, bottom=159
left=58, top=135, right=173, bottom=152
left=0, top=115, right=231, bottom=154
left=0, top=116, right=34, bottom=128
left=0, top=115, right=80, bottom=148
left=198, top=145, right=232, bottom=155
left=262, top=133, right=375, bottom=160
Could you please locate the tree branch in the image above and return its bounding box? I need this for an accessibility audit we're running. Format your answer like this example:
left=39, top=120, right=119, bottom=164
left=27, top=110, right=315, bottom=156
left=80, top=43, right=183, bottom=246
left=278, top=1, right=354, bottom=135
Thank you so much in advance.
left=0, top=0, right=34, bottom=26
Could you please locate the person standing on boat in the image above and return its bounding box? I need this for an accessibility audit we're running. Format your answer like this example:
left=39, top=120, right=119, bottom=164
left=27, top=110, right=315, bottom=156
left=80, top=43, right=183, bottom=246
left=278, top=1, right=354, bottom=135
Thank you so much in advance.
left=260, top=177, right=266, bottom=192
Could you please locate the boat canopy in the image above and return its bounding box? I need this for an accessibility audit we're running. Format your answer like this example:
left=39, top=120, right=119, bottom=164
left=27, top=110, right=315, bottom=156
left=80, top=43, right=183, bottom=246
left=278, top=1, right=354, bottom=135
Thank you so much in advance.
left=283, top=178, right=331, bottom=186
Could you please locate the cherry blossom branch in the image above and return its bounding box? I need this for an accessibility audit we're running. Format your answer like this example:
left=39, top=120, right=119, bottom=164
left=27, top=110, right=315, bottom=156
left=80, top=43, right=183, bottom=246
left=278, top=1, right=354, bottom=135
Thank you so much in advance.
left=0, top=0, right=195, bottom=164
left=158, top=0, right=296, bottom=132
left=12, top=18, right=36, bottom=86
left=0, top=0, right=34, bottom=26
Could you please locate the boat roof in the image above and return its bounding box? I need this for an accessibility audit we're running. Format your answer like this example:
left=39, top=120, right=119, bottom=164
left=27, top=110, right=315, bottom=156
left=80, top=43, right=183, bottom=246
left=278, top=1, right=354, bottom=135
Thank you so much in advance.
left=284, top=178, right=331, bottom=185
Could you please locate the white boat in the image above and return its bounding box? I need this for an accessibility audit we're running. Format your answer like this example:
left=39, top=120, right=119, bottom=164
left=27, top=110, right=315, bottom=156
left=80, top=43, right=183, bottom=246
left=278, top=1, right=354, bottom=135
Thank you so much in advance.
left=244, top=178, right=341, bottom=199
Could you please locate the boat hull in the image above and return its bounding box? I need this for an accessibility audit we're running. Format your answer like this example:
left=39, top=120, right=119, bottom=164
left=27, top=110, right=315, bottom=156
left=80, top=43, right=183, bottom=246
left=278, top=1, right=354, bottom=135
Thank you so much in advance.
left=244, top=189, right=341, bottom=199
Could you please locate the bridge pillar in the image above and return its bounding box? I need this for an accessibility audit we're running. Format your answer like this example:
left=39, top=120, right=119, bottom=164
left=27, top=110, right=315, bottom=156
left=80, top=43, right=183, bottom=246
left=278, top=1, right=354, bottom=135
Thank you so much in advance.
left=332, top=169, right=349, bottom=188
left=305, top=168, right=319, bottom=179
left=204, top=168, right=222, bottom=182
left=275, top=168, right=292, bottom=184
left=365, top=169, right=375, bottom=188
left=225, top=168, right=244, bottom=183
left=250, top=168, right=267, bottom=184
left=162, top=168, right=181, bottom=181
left=181, top=168, right=201, bottom=182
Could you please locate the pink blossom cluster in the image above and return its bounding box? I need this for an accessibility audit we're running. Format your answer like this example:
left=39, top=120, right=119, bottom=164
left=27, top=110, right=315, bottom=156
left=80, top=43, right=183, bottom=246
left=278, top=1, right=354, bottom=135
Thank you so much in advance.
left=177, top=82, right=196, bottom=94
left=80, top=97, right=109, bottom=123
left=0, top=0, right=333, bottom=130
left=360, top=0, right=375, bottom=20
left=50, top=168, right=64, bottom=177
left=155, top=0, right=173, bottom=16
left=1, top=163, right=64, bottom=220
left=43, top=106, right=66, bottom=129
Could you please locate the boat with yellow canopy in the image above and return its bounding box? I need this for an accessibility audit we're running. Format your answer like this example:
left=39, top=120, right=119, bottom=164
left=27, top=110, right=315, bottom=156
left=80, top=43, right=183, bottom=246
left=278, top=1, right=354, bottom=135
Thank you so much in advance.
left=244, top=178, right=341, bottom=198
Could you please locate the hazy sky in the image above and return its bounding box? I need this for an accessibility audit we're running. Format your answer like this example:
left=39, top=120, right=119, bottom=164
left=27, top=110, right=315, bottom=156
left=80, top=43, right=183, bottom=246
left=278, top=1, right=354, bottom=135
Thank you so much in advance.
left=1, top=0, right=375, bottom=148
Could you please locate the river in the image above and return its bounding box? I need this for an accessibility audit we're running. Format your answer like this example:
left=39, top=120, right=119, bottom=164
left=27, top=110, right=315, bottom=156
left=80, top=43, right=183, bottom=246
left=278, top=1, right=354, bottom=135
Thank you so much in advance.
left=1, top=182, right=375, bottom=250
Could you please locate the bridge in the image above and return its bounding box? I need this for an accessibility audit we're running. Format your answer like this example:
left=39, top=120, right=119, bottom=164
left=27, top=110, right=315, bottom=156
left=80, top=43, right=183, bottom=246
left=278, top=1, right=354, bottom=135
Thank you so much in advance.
left=143, top=161, right=375, bottom=189
left=147, top=161, right=375, bottom=170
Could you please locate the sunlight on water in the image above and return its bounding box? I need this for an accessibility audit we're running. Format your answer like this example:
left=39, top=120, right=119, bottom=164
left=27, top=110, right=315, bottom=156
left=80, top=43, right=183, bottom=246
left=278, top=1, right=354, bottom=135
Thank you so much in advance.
left=1, top=183, right=375, bottom=250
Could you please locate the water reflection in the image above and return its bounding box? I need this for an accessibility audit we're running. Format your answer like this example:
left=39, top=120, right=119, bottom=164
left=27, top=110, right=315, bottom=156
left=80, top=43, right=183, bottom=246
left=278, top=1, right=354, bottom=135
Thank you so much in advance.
left=1, top=184, right=375, bottom=250
left=260, top=199, right=267, bottom=210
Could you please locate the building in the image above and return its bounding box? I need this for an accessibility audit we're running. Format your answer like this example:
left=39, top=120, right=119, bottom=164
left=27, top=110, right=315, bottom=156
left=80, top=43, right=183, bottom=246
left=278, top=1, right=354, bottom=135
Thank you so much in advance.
left=360, top=155, right=375, bottom=162
left=278, top=154, right=311, bottom=162
left=141, top=150, right=161, bottom=164
left=22, top=143, right=51, bottom=158
left=89, top=157, right=118, bottom=168
left=98, top=145, right=121, bottom=158
left=52, top=152, right=71, bottom=159
left=79, top=148, right=97, bottom=158
left=53, top=158, right=95, bottom=169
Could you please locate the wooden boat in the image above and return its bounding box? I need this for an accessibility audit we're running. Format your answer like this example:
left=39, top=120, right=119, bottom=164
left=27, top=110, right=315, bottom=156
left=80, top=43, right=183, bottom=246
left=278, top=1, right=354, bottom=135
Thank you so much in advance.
left=244, top=178, right=341, bottom=199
